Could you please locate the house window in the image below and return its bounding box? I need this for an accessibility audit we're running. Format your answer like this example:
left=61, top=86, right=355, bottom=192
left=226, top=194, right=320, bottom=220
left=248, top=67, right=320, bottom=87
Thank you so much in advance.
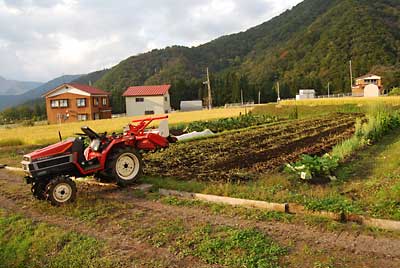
left=93, top=98, right=99, bottom=106
left=51, top=100, right=59, bottom=108
left=102, top=97, right=107, bottom=106
left=59, top=99, right=68, bottom=108
left=136, top=97, right=144, bottom=102
left=145, top=110, right=155, bottom=115
left=77, top=114, right=88, bottom=121
left=77, top=98, right=86, bottom=107
left=164, top=96, right=168, bottom=102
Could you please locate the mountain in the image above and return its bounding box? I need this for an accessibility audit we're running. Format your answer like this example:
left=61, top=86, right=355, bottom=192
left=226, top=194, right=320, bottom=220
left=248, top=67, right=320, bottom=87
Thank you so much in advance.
left=0, top=76, right=43, bottom=95
left=89, top=0, right=400, bottom=112
left=72, top=69, right=109, bottom=85
left=0, top=74, right=82, bottom=110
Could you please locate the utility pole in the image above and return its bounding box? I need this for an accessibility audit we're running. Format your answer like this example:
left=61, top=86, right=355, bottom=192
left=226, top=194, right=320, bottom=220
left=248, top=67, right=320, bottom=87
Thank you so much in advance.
left=349, top=60, right=353, bottom=92
left=258, top=90, right=261, bottom=105
left=205, top=67, right=212, bottom=110
left=277, top=81, right=281, bottom=102
left=240, top=89, right=243, bottom=106
left=327, top=82, right=330, bottom=97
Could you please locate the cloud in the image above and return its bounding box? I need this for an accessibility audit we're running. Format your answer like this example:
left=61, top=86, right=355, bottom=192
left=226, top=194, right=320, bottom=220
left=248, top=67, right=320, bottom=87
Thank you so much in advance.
left=0, top=0, right=302, bottom=81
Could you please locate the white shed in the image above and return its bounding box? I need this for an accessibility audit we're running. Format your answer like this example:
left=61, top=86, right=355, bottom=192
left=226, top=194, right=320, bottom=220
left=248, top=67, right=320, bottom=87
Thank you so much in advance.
left=296, top=89, right=315, bottom=100
left=123, top=85, right=172, bottom=116
left=180, top=100, right=203, bottom=112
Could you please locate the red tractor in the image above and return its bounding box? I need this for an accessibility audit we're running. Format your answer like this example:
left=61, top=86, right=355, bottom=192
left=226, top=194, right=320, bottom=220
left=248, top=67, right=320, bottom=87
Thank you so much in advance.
left=21, top=116, right=174, bottom=205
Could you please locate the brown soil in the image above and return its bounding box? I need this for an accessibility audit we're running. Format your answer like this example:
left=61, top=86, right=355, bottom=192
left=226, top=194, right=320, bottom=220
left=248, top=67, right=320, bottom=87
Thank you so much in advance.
left=145, top=115, right=357, bottom=181
left=1, top=169, right=399, bottom=268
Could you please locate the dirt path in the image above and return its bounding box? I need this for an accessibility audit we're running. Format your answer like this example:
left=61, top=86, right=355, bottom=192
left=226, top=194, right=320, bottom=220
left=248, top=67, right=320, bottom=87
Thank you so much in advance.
left=1, top=169, right=399, bottom=268
left=0, top=171, right=209, bottom=268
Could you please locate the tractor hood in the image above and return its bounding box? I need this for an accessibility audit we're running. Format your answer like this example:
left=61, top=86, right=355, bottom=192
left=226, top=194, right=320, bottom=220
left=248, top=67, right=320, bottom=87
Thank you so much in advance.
left=23, top=138, right=75, bottom=162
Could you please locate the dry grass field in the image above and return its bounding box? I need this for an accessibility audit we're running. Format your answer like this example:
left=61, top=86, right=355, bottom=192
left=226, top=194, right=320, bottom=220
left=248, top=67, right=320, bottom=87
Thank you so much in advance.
left=0, top=107, right=250, bottom=146
left=281, top=96, right=400, bottom=106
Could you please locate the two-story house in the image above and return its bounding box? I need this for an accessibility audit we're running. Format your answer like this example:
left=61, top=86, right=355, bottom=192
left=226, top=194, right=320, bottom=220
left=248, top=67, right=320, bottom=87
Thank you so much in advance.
left=123, top=85, right=171, bottom=116
left=44, top=83, right=112, bottom=124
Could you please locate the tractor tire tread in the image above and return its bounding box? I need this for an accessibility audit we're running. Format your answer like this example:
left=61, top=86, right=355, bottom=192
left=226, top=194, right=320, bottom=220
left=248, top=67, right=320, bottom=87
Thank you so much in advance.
left=45, top=176, right=77, bottom=206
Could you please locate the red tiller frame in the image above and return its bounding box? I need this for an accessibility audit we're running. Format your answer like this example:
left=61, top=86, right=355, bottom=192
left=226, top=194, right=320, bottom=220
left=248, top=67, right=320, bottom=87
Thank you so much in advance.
left=128, top=115, right=169, bottom=135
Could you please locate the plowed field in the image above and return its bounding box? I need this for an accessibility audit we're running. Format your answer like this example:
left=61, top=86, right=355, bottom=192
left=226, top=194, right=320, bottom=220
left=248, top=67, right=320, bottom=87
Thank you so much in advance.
left=145, top=114, right=357, bottom=181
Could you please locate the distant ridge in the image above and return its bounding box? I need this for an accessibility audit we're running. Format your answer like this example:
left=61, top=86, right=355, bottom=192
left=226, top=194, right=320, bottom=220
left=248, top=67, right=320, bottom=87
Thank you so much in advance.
left=0, top=74, right=82, bottom=111
left=0, top=76, right=43, bottom=95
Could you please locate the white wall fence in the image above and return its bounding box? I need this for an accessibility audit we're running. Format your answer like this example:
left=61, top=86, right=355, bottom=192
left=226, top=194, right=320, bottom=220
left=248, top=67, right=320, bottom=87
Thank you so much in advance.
left=316, top=93, right=355, bottom=99
left=224, top=102, right=255, bottom=108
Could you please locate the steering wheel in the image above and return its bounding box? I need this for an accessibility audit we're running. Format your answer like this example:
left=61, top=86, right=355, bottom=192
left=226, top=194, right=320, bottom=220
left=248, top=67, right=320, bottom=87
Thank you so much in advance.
left=80, top=126, right=101, bottom=140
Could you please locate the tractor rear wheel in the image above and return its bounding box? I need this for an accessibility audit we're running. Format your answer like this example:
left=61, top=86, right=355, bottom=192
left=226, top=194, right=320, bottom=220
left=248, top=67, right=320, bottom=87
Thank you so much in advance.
left=108, top=147, right=143, bottom=186
left=46, top=176, right=77, bottom=206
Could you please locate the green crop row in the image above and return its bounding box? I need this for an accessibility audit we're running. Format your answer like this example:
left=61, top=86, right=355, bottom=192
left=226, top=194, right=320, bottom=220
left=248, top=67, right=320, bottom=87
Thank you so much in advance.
left=287, top=104, right=400, bottom=182
left=170, top=113, right=279, bottom=134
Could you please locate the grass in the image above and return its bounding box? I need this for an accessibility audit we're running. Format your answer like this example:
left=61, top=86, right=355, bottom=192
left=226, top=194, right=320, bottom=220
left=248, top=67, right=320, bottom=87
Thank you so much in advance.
left=134, top=219, right=286, bottom=268
left=0, top=144, right=43, bottom=166
left=0, top=138, right=24, bottom=147
left=0, top=107, right=249, bottom=146
left=160, top=196, right=294, bottom=223
left=34, top=194, right=133, bottom=223
left=252, top=103, right=363, bottom=119
left=0, top=209, right=112, bottom=268
left=182, top=225, right=286, bottom=268
left=142, top=127, right=400, bottom=220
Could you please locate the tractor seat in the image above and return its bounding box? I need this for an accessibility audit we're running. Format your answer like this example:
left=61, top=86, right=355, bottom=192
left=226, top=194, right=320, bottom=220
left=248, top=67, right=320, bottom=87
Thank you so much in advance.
left=84, top=140, right=101, bottom=161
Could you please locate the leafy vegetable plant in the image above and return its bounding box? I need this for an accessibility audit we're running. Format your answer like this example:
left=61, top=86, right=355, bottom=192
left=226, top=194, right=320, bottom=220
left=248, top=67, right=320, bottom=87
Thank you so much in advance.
left=285, top=154, right=339, bottom=182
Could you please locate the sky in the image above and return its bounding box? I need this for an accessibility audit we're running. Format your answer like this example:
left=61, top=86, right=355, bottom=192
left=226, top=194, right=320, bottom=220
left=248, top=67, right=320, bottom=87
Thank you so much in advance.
left=0, top=0, right=302, bottom=82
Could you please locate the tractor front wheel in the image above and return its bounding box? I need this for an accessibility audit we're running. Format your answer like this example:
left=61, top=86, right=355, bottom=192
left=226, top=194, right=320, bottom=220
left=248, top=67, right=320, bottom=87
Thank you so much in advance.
left=31, top=181, right=47, bottom=200
left=46, top=176, right=77, bottom=206
left=109, top=148, right=143, bottom=186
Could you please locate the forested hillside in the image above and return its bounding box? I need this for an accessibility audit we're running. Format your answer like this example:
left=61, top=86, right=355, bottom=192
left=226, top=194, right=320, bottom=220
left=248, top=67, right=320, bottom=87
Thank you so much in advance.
left=5, top=0, right=400, bottom=117
left=90, top=0, right=400, bottom=112
left=93, top=0, right=341, bottom=111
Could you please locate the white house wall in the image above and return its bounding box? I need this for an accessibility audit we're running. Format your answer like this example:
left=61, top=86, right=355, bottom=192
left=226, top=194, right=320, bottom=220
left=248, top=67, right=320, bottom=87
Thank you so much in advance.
left=126, top=93, right=171, bottom=116
left=47, top=86, right=91, bottom=97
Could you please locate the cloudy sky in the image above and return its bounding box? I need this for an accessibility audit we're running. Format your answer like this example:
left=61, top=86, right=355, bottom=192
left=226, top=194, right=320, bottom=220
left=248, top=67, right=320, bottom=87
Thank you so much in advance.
left=0, top=0, right=302, bottom=82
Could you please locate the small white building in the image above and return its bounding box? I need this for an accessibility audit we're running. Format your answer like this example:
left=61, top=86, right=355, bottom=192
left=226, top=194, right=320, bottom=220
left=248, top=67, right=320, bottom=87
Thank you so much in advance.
left=180, top=100, right=203, bottom=112
left=296, top=89, right=315, bottom=100
left=364, top=84, right=380, bottom=97
left=123, top=85, right=172, bottom=116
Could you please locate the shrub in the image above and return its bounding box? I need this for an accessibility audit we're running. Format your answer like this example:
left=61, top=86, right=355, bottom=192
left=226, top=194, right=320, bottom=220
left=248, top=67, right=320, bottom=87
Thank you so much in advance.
left=363, top=104, right=400, bottom=142
left=285, top=154, right=339, bottom=182
left=388, top=87, right=400, bottom=96
left=288, top=105, right=298, bottom=119
left=21, top=120, right=35, bottom=127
